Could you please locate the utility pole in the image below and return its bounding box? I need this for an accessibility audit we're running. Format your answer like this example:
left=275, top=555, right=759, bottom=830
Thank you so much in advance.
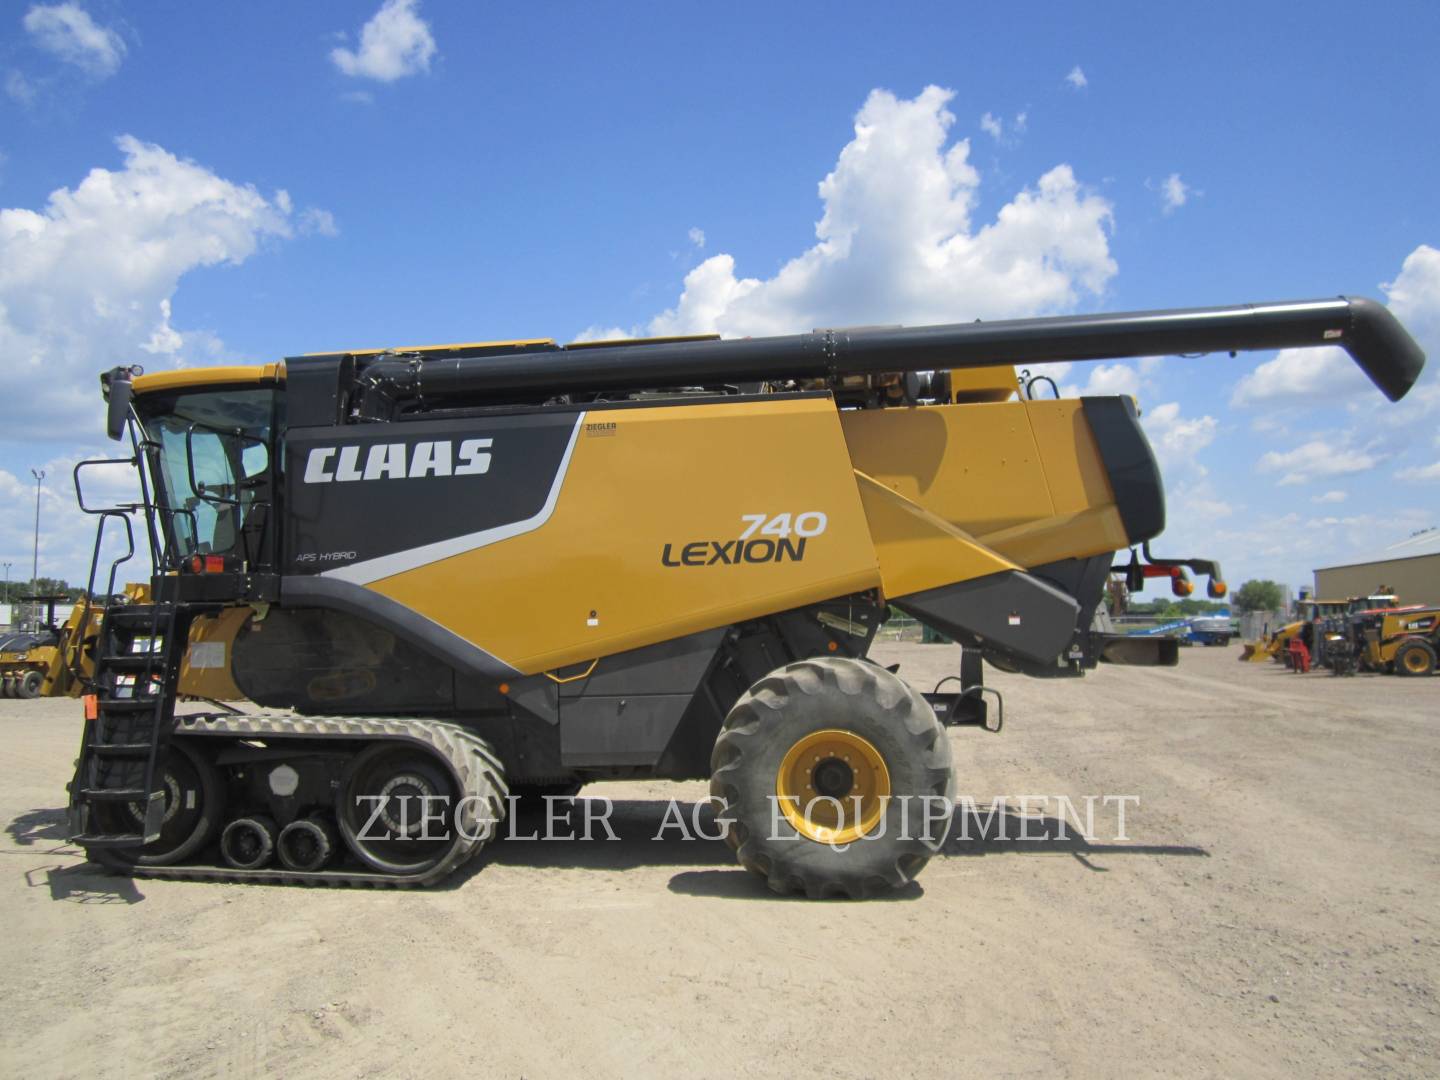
left=31, top=469, right=44, bottom=630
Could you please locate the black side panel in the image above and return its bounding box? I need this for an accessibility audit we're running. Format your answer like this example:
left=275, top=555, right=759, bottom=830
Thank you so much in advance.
left=1031, top=553, right=1114, bottom=634
left=1081, top=396, right=1165, bottom=544
left=232, top=607, right=457, bottom=713
left=561, top=696, right=698, bottom=767
left=893, top=570, right=1080, bottom=664
left=558, top=628, right=726, bottom=699
left=280, top=575, right=518, bottom=680
left=285, top=354, right=353, bottom=428
left=284, top=410, right=578, bottom=576
left=557, top=629, right=725, bottom=769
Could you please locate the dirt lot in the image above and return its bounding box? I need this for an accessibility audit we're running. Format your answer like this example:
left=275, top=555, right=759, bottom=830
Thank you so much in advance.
left=2, top=645, right=1437, bottom=1079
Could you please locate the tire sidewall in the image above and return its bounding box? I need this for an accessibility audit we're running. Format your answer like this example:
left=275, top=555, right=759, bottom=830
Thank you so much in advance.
left=713, top=659, right=955, bottom=894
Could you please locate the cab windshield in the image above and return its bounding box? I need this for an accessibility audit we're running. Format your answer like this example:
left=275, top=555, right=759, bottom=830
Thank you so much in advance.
left=135, top=388, right=277, bottom=568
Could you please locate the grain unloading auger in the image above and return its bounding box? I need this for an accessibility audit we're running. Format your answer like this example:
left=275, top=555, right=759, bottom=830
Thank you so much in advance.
left=68, top=295, right=1424, bottom=896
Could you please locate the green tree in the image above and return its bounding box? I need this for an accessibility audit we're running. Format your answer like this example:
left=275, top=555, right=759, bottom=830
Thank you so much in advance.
left=1233, top=579, right=1283, bottom=613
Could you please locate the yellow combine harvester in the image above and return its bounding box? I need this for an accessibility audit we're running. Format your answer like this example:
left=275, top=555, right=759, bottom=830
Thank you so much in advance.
left=64, top=295, right=1425, bottom=896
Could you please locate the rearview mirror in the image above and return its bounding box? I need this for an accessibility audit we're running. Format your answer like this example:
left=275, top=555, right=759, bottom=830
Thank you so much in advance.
left=104, top=368, right=134, bottom=440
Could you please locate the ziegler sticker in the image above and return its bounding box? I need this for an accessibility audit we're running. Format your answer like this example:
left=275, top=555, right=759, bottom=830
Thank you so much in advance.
left=661, top=511, right=827, bottom=567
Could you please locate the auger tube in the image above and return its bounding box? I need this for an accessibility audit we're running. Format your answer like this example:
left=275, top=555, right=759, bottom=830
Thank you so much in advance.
left=349, top=295, right=1424, bottom=405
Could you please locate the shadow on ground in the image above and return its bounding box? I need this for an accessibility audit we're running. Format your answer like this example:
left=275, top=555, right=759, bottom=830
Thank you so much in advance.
left=4, top=798, right=1208, bottom=897
left=5, top=807, right=146, bottom=903
left=5, top=807, right=69, bottom=847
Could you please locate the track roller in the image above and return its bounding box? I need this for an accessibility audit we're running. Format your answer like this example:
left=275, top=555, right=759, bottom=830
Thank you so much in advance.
left=220, top=815, right=278, bottom=870
left=277, top=816, right=338, bottom=872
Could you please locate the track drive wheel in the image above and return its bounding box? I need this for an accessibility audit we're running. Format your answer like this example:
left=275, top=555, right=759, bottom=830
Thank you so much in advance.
left=335, top=735, right=505, bottom=878
left=89, top=740, right=225, bottom=869
left=710, top=657, right=955, bottom=899
left=1395, top=640, right=1436, bottom=677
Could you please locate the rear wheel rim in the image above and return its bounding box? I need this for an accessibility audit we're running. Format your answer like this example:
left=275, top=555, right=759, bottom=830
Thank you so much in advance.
left=1403, top=649, right=1430, bottom=673
left=775, top=729, right=892, bottom=845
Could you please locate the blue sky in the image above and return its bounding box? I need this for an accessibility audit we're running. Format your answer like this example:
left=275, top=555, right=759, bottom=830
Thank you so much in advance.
left=1, top=0, right=1437, bottom=598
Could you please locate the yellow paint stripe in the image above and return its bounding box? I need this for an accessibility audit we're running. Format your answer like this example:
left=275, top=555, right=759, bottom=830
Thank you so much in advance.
left=132, top=363, right=284, bottom=395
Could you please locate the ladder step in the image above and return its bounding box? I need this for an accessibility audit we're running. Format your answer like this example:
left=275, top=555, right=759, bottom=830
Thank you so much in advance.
left=87, top=742, right=154, bottom=756
left=73, top=832, right=158, bottom=848
left=80, top=787, right=154, bottom=801
left=96, top=698, right=164, bottom=713
left=101, top=654, right=164, bottom=668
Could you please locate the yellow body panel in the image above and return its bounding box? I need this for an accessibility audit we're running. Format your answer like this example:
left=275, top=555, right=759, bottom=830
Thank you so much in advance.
left=840, top=402, right=1056, bottom=537
left=178, top=609, right=248, bottom=700
left=369, top=398, right=882, bottom=674
left=853, top=471, right=1018, bottom=598
left=328, top=339, right=556, bottom=357
left=947, top=365, right=1018, bottom=403
left=132, top=363, right=284, bottom=396
left=841, top=400, right=1128, bottom=565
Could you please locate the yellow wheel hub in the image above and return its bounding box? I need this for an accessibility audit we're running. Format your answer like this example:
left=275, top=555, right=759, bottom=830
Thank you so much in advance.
left=1403, top=649, right=1429, bottom=673
left=775, top=729, right=892, bottom=845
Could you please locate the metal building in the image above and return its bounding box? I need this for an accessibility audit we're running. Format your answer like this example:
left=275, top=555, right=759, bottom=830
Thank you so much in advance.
left=1314, top=528, right=1440, bottom=605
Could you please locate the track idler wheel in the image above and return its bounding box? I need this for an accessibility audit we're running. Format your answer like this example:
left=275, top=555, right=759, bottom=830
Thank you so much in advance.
left=89, top=741, right=225, bottom=870
left=277, top=815, right=338, bottom=872
left=221, top=815, right=278, bottom=869
left=710, top=657, right=956, bottom=899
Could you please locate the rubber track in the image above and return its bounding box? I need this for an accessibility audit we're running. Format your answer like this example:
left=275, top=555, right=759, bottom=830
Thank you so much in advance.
left=98, top=712, right=508, bottom=889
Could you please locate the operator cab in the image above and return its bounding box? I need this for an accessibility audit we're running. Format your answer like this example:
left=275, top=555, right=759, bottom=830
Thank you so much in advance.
left=101, top=365, right=284, bottom=600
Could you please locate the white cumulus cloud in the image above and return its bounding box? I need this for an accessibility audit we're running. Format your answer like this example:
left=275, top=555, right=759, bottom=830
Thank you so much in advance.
left=1395, top=460, right=1440, bottom=481
left=1160, top=173, right=1189, bottom=213
left=1065, top=66, right=1087, bottom=89
left=1312, top=490, right=1348, bottom=504
left=687, top=226, right=705, bottom=249
left=0, top=136, right=321, bottom=439
left=1141, top=401, right=1218, bottom=471
left=980, top=112, right=1003, bottom=140
left=331, top=0, right=437, bottom=83
left=22, top=3, right=125, bottom=78
left=1256, top=438, right=1386, bottom=486
left=646, top=86, right=1115, bottom=340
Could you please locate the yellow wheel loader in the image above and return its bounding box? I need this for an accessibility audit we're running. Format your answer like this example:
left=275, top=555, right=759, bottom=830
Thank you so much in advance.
left=64, top=296, right=1425, bottom=896
left=1360, top=606, right=1440, bottom=676
left=0, top=591, right=245, bottom=702
left=1, top=596, right=98, bottom=699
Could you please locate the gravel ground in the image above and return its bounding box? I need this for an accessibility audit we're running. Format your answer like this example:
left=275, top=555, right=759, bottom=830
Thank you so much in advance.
left=1, top=645, right=1436, bottom=1079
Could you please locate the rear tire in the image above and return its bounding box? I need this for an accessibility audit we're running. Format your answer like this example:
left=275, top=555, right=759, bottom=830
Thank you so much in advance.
left=710, top=657, right=954, bottom=899
left=1, top=676, right=14, bottom=697
left=18, top=670, right=42, bottom=699
left=1395, top=640, right=1436, bottom=677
